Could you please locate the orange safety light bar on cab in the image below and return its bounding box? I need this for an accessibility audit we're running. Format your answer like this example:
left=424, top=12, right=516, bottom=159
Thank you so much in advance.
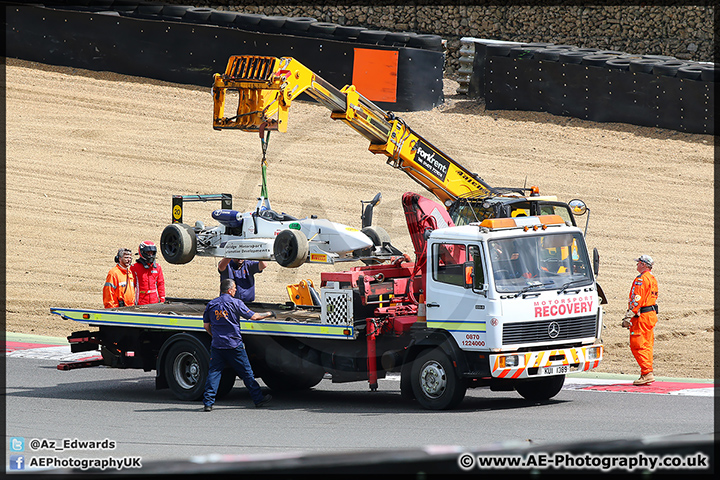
left=480, top=214, right=565, bottom=230
left=537, top=214, right=565, bottom=225
left=480, top=218, right=517, bottom=229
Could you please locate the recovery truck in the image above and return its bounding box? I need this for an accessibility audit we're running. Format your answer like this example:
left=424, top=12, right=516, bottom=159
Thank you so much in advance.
left=50, top=55, right=605, bottom=410
left=53, top=191, right=604, bottom=410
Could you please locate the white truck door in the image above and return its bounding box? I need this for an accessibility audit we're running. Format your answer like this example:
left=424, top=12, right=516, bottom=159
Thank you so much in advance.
left=426, top=243, right=489, bottom=348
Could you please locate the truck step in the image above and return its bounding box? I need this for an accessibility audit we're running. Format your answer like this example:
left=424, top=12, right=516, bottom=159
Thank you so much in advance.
left=57, top=359, right=104, bottom=371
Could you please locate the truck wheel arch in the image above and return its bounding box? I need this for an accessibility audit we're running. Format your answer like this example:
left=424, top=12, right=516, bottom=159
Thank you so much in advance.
left=403, top=330, right=470, bottom=372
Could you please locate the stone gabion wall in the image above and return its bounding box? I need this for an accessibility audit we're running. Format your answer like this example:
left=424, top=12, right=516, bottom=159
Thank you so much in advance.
left=167, top=1, right=715, bottom=78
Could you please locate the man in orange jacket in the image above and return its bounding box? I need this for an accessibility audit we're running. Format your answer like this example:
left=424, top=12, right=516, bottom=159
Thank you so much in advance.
left=621, top=255, right=659, bottom=385
left=103, top=248, right=135, bottom=308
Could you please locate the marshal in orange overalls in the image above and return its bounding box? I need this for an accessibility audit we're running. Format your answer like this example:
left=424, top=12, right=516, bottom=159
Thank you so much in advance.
left=628, top=270, right=659, bottom=375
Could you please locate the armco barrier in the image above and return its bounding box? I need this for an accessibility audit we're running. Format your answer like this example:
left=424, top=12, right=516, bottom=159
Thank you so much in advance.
left=463, top=38, right=714, bottom=135
left=4, top=3, right=445, bottom=112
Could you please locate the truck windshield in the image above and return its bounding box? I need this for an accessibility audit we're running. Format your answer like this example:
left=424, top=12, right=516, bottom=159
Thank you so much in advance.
left=488, top=232, right=592, bottom=293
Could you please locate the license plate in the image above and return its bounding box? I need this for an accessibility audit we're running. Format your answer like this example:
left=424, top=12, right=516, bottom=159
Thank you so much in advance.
left=541, top=365, right=568, bottom=375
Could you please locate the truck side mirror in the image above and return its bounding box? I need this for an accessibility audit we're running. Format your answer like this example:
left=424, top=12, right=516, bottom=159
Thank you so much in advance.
left=593, top=247, right=600, bottom=276
left=465, top=262, right=485, bottom=291
left=568, top=199, right=587, bottom=216
left=464, top=263, right=473, bottom=288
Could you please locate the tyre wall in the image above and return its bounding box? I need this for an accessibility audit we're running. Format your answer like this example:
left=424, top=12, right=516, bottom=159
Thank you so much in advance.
left=4, top=3, right=445, bottom=112
left=467, top=41, right=715, bottom=134
left=161, top=1, right=715, bottom=75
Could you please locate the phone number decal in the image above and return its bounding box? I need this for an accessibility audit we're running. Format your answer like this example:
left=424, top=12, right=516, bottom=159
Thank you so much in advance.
left=462, top=334, right=485, bottom=347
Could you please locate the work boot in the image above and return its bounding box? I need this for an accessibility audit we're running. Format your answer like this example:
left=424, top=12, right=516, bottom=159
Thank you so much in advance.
left=255, top=394, right=272, bottom=407
left=633, top=372, right=655, bottom=385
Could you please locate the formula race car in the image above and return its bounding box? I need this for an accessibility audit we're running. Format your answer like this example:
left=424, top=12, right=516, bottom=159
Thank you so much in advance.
left=160, top=194, right=400, bottom=268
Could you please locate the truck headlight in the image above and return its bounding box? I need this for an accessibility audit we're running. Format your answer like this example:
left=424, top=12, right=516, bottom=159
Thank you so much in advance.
left=587, top=346, right=602, bottom=360
left=499, top=355, right=519, bottom=368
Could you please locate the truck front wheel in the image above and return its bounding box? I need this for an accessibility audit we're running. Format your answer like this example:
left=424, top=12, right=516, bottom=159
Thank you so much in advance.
left=411, top=348, right=467, bottom=410
left=515, top=375, right=565, bottom=401
left=164, top=340, right=209, bottom=401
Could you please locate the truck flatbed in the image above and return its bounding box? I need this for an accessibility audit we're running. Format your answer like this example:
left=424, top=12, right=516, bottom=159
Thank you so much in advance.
left=51, top=298, right=358, bottom=340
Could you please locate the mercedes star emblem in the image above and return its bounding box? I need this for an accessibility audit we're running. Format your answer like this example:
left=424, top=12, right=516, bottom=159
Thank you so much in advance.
left=548, top=321, right=560, bottom=339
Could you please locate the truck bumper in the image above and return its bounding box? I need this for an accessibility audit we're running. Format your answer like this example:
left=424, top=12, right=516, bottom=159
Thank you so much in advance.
left=489, top=344, right=603, bottom=379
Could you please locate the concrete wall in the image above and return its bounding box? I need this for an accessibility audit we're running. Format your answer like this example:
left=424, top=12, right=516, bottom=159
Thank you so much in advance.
left=175, top=1, right=716, bottom=77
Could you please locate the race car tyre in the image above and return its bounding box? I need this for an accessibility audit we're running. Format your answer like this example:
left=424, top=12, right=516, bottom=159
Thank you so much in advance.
left=362, top=226, right=391, bottom=247
left=411, top=348, right=467, bottom=410
left=353, top=226, right=391, bottom=261
left=160, top=223, right=196, bottom=264
left=515, top=375, right=565, bottom=401
left=164, top=340, right=209, bottom=401
left=260, top=369, right=324, bottom=391
left=273, top=229, right=308, bottom=268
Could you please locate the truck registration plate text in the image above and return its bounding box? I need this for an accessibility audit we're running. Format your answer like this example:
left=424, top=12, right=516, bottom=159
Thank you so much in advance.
left=541, top=365, right=568, bottom=375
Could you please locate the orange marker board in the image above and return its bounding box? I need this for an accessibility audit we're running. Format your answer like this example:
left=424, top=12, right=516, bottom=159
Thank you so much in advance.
left=352, top=48, right=398, bottom=103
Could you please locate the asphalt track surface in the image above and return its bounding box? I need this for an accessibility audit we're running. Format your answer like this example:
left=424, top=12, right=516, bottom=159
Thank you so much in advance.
left=4, top=333, right=715, bottom=474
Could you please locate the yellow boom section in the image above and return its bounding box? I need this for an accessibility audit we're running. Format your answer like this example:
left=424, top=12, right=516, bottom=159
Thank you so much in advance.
left=213, top=55, right=494, bottom=204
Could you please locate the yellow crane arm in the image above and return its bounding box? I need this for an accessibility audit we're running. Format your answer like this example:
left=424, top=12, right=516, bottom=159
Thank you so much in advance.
left=213, top=55, right=495, bottom=205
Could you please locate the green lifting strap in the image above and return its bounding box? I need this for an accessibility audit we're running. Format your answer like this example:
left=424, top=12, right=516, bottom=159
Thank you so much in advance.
left=260, top=125, right=271, bottom=199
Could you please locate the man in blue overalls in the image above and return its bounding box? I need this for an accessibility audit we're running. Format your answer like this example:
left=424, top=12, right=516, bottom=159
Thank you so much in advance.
left=202, top=279, right=275, bottom=411
left=218, top=258, right=267, bottom=303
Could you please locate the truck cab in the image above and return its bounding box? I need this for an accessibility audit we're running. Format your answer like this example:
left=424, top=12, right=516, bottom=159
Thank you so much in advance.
left=424, top=214, right=603, bottom=383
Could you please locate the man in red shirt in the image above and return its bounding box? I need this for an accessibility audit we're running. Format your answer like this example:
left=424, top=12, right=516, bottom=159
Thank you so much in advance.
left=621, top=255, right=659, bottom=385
left=130, top=241, right=166, bottom=305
